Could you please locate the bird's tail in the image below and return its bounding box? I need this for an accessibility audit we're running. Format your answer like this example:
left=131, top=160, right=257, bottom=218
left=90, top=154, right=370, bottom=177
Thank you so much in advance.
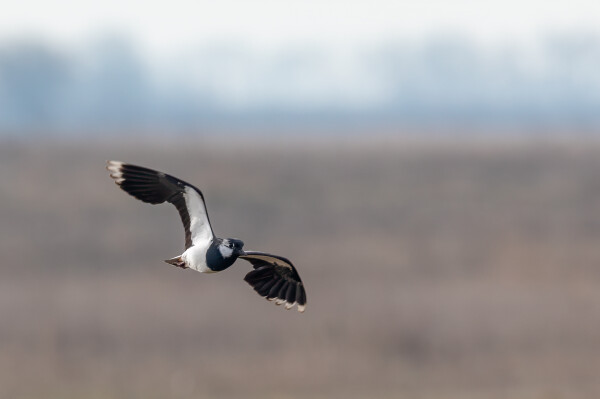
left=164, top=256, right=187, bottom=269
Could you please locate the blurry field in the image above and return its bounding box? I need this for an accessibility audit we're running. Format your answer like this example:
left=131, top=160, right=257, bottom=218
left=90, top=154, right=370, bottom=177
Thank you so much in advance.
left=2, top=137, right=600, bottom=399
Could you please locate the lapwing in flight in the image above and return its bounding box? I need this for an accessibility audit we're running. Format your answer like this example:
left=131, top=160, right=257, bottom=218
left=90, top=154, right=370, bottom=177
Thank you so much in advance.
left=107, top=161, right=306, bottom=312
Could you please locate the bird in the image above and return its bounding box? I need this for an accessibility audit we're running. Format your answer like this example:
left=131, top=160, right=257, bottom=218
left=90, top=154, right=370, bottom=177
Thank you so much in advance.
left=106, top=160, right=306, bottom=312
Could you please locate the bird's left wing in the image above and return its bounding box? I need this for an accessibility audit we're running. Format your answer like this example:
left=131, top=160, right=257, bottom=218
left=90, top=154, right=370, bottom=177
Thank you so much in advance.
left=107, top=161, right=215, bottom=249
left=240, top=251, right=306, bottom=312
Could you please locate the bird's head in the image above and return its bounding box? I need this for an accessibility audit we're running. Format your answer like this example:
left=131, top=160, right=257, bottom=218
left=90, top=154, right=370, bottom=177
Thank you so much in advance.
left=219, top=238, right=245, bottom=259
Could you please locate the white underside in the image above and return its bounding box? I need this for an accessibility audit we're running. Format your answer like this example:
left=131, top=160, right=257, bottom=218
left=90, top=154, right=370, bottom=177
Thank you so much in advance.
left=181, top=239, right=216, bottom=273
left=181, top=186, right=217, bottom=273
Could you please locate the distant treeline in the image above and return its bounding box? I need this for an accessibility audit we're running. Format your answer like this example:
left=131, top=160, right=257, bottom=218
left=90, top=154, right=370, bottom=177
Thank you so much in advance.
left=1, top=33, right=600, bottom=134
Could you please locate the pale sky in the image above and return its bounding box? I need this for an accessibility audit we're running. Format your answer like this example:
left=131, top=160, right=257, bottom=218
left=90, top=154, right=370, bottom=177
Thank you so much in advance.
left=1, top=0, right=599, bottom=55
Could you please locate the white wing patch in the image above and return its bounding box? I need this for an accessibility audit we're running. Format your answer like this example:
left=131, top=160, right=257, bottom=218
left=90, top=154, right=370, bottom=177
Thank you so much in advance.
left=184, top=186, right=213, bottom=245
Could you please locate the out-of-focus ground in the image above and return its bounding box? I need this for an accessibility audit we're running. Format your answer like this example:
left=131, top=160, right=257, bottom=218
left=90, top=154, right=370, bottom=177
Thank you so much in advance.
left=2, top=137, right=600, bottom=399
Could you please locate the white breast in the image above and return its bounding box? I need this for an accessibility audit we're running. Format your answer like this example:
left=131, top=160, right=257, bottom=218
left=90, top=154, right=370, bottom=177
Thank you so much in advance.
left=182, top=240, right=216, bottom=273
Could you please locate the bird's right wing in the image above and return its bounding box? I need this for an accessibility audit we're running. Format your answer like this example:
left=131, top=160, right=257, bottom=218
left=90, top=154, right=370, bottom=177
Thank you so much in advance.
left=107, top=161, right=215, bottom=249
left=240, top=251, right=306, bottom=312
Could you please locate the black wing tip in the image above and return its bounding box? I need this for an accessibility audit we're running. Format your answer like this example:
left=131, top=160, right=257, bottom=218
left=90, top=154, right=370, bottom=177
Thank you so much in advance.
left=266, top=292, right=307, bottom=313
left=106, top=160, right=174, bottom=204
left=244, top=268, right=306, bottom=313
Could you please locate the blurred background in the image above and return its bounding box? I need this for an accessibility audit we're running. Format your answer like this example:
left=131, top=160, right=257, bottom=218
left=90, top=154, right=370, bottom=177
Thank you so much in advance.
left=2, top=1, right=600, bottom=398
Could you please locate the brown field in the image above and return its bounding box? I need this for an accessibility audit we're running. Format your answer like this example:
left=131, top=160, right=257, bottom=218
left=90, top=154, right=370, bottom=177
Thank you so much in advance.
left=2, top=136, right=600, bottom=398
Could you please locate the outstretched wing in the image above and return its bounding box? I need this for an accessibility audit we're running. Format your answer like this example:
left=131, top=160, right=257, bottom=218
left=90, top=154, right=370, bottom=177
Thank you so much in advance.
left=107, top=161, right=214, bottom=249
left=240, top=251, right=306, bottom=312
